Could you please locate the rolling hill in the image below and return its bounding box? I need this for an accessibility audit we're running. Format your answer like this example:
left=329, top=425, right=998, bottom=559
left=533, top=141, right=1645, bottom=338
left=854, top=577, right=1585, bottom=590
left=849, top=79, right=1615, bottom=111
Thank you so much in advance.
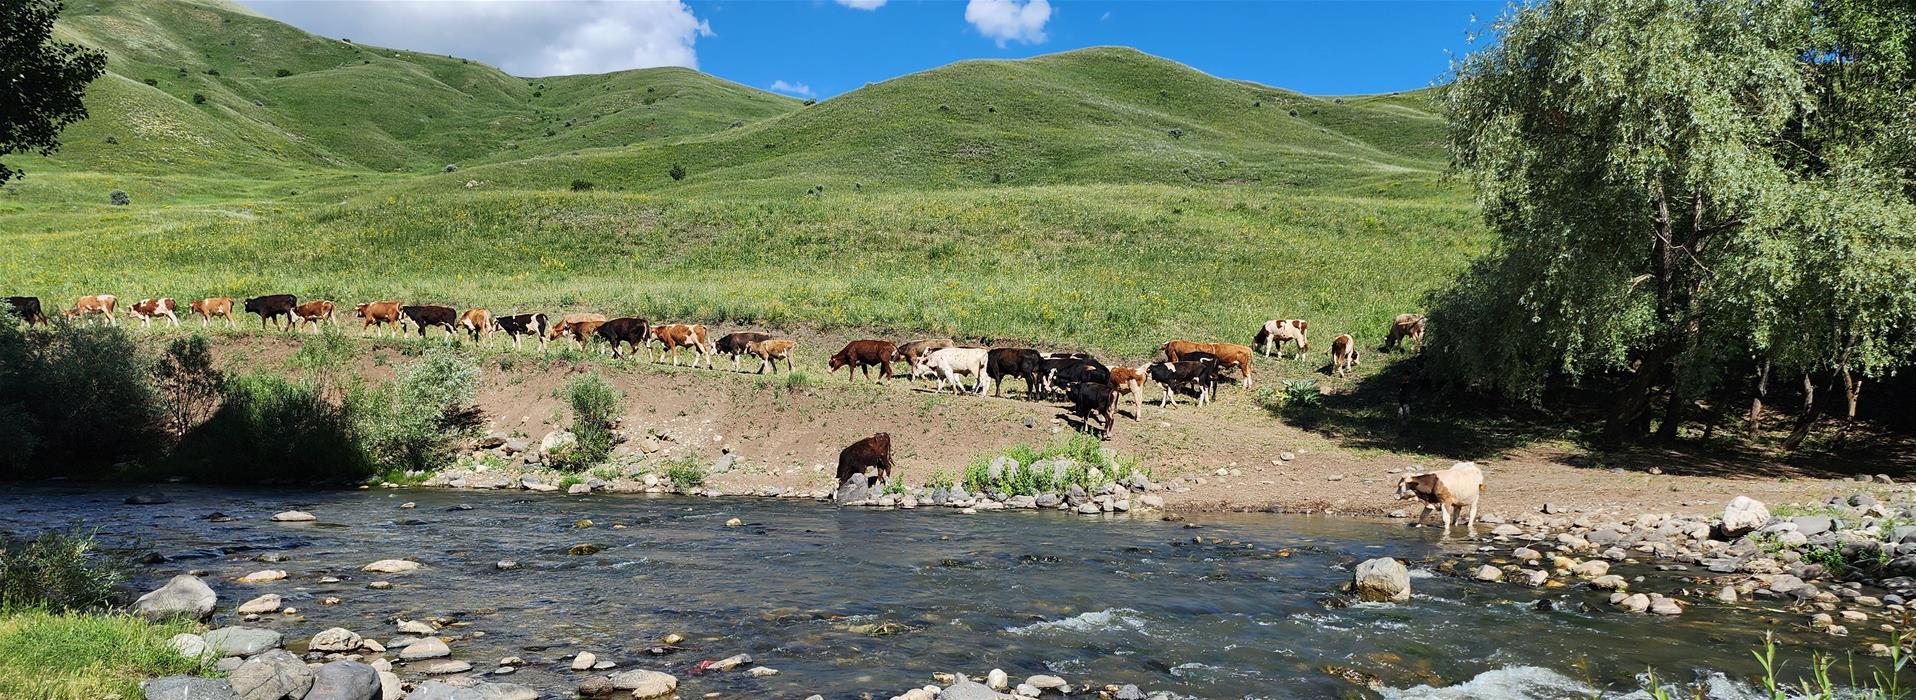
left=3, top=0, right=1484, bottom=357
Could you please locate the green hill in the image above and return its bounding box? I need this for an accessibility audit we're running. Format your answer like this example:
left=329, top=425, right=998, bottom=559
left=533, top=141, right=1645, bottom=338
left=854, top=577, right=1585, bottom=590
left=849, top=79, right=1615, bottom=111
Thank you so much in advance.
left=3, top=0, right=1484, bottom=358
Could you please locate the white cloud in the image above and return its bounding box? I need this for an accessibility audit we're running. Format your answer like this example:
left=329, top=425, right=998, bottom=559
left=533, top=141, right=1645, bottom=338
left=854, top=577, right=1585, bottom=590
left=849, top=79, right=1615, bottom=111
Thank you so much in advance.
left=964, top=0, right=1051, bottom=46
left=834, top=0, right=887, bottom=9
left=1099, top=10, right=1110, bottom=21
left=236, top=0, right=713, bottom=76
left=769, top=79, right=813, bottom=97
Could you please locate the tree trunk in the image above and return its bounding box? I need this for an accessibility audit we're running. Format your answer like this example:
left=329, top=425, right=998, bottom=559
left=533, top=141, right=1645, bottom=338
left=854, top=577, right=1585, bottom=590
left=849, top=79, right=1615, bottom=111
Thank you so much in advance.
left=1840, top=368, right=1862, bottom=420
left=1783, top=373, right=1819, bottom=451
left=1746, top=357, right=1770, bottom=441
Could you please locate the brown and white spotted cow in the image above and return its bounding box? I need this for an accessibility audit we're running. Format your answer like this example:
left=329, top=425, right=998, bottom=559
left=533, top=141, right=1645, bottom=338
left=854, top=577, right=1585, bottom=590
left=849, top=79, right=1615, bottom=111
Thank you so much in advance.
left=1253, top=319, right=1309, bottom=359
left=191, top=297, right=235, bottom=328
left=458, top=308, right=494, bottom=343
left=548, top=313, right=608, bottom=348
left=127, top=298, right=180, bottom=328
left=1396, top=462, right=1484, bottom=528
left=1160, top=340, right=1256, bottom=389
left=1384, top=313, right=1426, bottom=353
left=1330, top=333, right=1359, bottom=377
left=66, top=295, right=118, bottom=325
left=651, top=323, right=713, bottom=368
left=293, top=300, right=337, bottom=333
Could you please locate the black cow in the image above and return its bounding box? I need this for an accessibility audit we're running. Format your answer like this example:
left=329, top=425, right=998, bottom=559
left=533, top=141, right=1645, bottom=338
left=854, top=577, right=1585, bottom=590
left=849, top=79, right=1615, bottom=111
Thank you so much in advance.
left=1066, top=381, right=1117, bottom=436
left=5, top=296, right=47, bottom=325
left=496, top=313, right=549, bottom=350
left=401, top=305, right=458, bottom=337
left=1147, top=358, right=1218, bottom=407
left=836, top=433, right=894, bottom=486
left=716, top=331, right=773, bottom=371
left=985, top=348, right=1045, bottom=399
left=1042, top=356, right=1110, bottom=397
left=595, top=317, right=650, bottom=359
left=243, top=294, right=298, bottom=330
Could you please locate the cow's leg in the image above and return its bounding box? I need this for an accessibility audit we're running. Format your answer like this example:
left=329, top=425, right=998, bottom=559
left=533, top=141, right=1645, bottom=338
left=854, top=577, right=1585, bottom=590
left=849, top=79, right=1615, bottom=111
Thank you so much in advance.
left=1439, top=503, right=1455, bottom=529
left=1465, top=501, right=1478, bottom=527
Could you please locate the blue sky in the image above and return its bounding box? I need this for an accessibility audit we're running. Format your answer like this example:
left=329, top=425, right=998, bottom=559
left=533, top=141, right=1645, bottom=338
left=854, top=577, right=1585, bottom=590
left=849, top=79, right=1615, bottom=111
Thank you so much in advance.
left=236, top=0, right=1506, bottom=97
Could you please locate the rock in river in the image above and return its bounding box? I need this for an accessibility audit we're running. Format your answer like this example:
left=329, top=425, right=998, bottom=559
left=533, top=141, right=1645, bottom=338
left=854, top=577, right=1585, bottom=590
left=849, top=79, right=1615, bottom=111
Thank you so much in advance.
left=1718, top=496, right=1770, bottom=538
left=135, top=574, right=217, bottom=620
left=237, top=594, right=283, bottom=615
left=1353, top=557, right=1411, bottom=602
left=305, top=660, right=381, bottom=700
left=608, top=669, right=678, bottom=699
left=362, top=559, right=422, bottom=574
left=310, top=627, right=365, bottom=653
left=204, top=626, right=283, bottom=657
left=400, top=637, right=451, bottom=660
left=271, top=511, right=316, bottom=522
left=143, top=676, right=241, bottom=700
left=237, top=570, right=287, bottom=584
left=229, top=649, right=314, bottom=700
left=409, top=659, right=473, bottom=675
left=941, top=675, right=1009, bottom=700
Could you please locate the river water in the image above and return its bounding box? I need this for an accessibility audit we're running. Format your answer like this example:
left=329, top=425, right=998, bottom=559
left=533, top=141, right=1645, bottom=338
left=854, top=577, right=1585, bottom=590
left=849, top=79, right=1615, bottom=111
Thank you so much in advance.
left=1, top=485, right=1851, bottom=699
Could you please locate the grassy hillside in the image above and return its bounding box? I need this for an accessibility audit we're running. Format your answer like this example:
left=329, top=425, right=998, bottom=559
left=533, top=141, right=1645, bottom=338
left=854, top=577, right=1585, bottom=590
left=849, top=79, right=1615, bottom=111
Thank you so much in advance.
left=2, top=0, right=1483, bottom=360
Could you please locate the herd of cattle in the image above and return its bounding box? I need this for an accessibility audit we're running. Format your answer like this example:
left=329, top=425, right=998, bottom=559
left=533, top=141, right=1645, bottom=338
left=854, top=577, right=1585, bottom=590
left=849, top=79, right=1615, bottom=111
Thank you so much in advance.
left=5, top=293, right=1431, bottom=437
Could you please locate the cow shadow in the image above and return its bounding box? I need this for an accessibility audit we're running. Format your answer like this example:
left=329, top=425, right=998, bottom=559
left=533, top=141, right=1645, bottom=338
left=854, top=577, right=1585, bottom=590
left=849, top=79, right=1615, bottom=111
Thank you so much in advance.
left=1268, top=353, right=1564, bottom=462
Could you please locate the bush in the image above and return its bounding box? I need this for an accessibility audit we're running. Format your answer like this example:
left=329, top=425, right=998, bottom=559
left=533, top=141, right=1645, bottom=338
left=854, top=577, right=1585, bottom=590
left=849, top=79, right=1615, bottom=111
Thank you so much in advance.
left=363, top=349, right=482, bottom=473
left=140, top=78, right=156, bottom=86
left=0, top=322, right=165, bottom=479
left=153, top=336, right=224, bottom=441
left=550, top=374, right=619, bottom=471
left=274, top=68, right=291, bottom=77
left=190, top=93, right=205, bottom=104
left=1168, top=128, right=1184, bottom=139
left=663, top=457, right=705, bottom=490
left=668, top=163, right=687, bottom=181
left=108, top=189, right=128, bottom=205
left=203, top=69, right=219, bottom=76
left=169, top=373, right=373, bottom=483
left=962, top=435, right=1141, bottom=496
left=569, top=179, right=594, bottom=192
left=442, top=164, right=458, bottom=173
left=0, top=531, right=124, bottom=612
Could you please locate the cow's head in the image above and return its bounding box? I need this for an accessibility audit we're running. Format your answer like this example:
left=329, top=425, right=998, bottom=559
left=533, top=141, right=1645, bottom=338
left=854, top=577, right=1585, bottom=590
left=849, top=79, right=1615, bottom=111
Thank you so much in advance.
left=828, top=353, right=847, bottom=371
left=1395, top=473, right=1435, bottom=500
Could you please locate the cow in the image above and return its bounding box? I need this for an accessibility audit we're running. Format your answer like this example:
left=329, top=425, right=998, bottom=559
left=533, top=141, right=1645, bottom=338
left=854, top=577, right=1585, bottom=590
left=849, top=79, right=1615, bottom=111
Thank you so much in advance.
left=917, top=347, right=992, bottom=395
left=66, top=295, right=119, bottom=325
left=894, top=339, right=954, bottom=381
left=1161, top=340, right=1255, bottom=388
left=1253, top=319, right=1309, bottom=359
left=1107, top=366, right=1148, bottom=419
left=1146, top=358, right=1218, bottom=407
left=354, top=301, right=402, bottom=336
left=1396, top=462, right=1485, bottom=528
left=401, top=304, right=458, bottom=337
left=293, top=300, right=336, bottom=333
left=716, top=331, right=774, bottom=371
left=458, top=308, right=495, bottom=343
left=747, top=338, right=797, bottom=374
left=985, top=348, right=1044, bottom=398
left=596, top=317, right=650, bottom=358
left=829, top=340, right=896, bottom=382
left=5, top=297, right=47, bottom=325
left=836, top=433, right=894, bottom=488
left=651, top=323, right=713, bottom=367
left=127, top=298, right=180, bottom=328
left=549, top=313, right=609, bottom=348
left=1330, top=333, right=1360, bottom=377
left=1065, top=381, right=1117, bottom=436
left=243, top=294, right=297, bottom=330
left=496, top=313, right=550, bottom=350
left=1384, top=313, right=1426, bottom=352
left=1041, top=355, right=1109, bottom=397
left=190, top=297, right=235, bottom=328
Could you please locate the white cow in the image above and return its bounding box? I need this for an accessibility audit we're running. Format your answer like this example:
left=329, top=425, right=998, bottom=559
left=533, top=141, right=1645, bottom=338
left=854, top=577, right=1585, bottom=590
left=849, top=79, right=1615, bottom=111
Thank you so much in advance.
left=917, top=347, right=992, bottom=395
left=1395, top=462, right=1485, bottom=528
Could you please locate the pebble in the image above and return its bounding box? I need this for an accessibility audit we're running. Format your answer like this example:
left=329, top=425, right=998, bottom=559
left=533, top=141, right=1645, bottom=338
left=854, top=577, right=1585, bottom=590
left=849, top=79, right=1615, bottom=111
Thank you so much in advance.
left=236, top=569, right=288, bottom=584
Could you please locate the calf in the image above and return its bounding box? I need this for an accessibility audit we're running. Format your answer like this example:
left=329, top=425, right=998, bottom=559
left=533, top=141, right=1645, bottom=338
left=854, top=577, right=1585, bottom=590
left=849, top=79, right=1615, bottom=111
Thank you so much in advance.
left=243, top=294, right=297, bottom=330
left=836, top=433, right=894, bottom=487
left=1253, top=319, right=1309, bottom=359
left=458, top=308, right=494, bottom=343
left=716, top=331, right=773, bottom=371
left=354, top=301, right=402, bottom=336
left=495, top=313, right=550, bottom=350
left=918, top=347, right=992, bottom=395
left=549, top=313, right=609, bottom=347
left=829, top=340, right=896, bottom=382
left=127, top=298, right=180, bottom=328
left=985, top=348, right=1044, bottom=398
left=1107, top=366, right=1148, bottom=419
left=651, top=323, right=713, bottom=367
left=1330, top=333, right=1359, bottom=377
left=1065, top=381, right=1117, bottom=436
left=293, top=300, right=336, bottom=332
left=401, top=304, right=458, bottom=337
left=894, top=339, right=954, bottom=381
left=1161, top=340, right=1254, bottom=388
left=1396, top=462, right=1485, bottom=528
left=1041, top=356, right=1109, bottom=397
left=5, top=296, right=47, bottom=325
left=191, top=297, right=235, bottom=328
left=596, top=317, right=650, bottom=358
left=1384, top=313, right=1426, bottom=352
left=1146, top=358, right=1218, bottom=407
left=66, top=294, right=119, bottom=325
left=747, top=338, right=797, bottom=374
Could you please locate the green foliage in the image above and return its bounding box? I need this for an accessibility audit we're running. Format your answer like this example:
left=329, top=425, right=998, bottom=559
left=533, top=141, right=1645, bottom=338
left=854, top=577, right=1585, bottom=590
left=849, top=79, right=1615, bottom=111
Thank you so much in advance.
left=152, top=335, right=224, bottom=441
left=288, top=326, right=356, bottom=374
left=0, top=321, right=165, bottom=478
left=663, top=457, right=705, bottom=490
left=0, top=609, right=214, bottom=700
left=0, top=530, right=124, bottom=612
left=169, top=372, right=373, bottom=483
left=668, top=163, right=686, bottom=181
left=0, top=0, right=107, bottom=185
left=569, top=178, right=594, bottom=191
left=962, top=434, right=1140, bottom=496
left=362, top=348, right=482, bottom=472
left=550, top=373, right=619, bottom=471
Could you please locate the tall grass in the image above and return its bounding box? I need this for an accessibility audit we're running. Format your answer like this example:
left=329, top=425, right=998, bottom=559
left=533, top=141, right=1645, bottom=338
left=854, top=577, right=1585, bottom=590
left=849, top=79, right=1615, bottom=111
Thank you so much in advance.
left=0, top=609, right=213, bottom=700
left=962, top=434, right=1142, bottom=495
left=0, top=531, right=125, bottom=613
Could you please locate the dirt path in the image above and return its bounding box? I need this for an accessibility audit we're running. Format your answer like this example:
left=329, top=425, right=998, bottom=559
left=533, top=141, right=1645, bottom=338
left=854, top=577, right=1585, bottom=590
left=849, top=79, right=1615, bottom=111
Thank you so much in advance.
left=210, top=330, right=1873, bottom=520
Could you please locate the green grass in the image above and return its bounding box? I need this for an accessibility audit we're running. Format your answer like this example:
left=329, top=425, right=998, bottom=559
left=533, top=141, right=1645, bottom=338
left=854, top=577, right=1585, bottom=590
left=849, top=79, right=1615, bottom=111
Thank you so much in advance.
left=0, top=609, right=214, bottom=700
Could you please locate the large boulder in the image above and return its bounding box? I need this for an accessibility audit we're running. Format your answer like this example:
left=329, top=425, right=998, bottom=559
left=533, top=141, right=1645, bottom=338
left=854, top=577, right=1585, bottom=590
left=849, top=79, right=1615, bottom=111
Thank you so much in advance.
left=305, top=660, right=382, bottom=700
left=143, top=676, right=242, bottom=700
left=399, top=637, right=451, bottom=660
left=204, top=627, right=283, bottom=657
left=229, top=649, right=315, bottom=700
left=1353, top=557, right=1412, bottom=602
left=135, top=575, right=217, bottom=620
left=834, top=476, right=870, bottom=504
left=608, top=669, right=678, bottom=698
left=1719, top=497, right=1771, bottom=539
left=310, top=627, right=364, bottom=652
left=236, top=594, right=283, bottom=615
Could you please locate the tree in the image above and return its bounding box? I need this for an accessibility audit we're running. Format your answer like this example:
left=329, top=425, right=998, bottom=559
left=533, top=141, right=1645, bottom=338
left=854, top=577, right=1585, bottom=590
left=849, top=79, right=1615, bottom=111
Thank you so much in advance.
left=0, top=0, right=107, bottom=186
left=1427, top=0, right=1916, bottom=445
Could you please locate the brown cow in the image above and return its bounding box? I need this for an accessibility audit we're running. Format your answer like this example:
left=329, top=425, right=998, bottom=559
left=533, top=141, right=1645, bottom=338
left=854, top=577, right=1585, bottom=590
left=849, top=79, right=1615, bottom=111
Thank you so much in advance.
left=830, top=340, right=896, bottom=382
left=747, top=338, right=797, bottom=374
left=458, top=308, right=494, bottom=343
left=716, top=331, right=774, bottom=371
left=1161, top=340, right=1255, bottom=388
left=66, top=295, right=118, bottom=325
left=6, top=297, right=48, bottom=326
left=1107, top=366, right=1148, bottom=419
left=1330, top=333, right=1360, bottom=377
left=191, top=297, right=235, bottom=328
left=651, top=323, right=713, bottom=367
left=127, top=298, right=180, bottom=328
left=354, top=301, right=402, bottom=336
left=548, top=313, right=608, bottom=347
left=1384, top=313, right=1426, bottom=352
left=836, top=433, right=894, bottom=488
left=893, top=339, right=954, bottom=381
left=293, top=300, right=336, bottom=333
left=1253, top=319, right=1309, bottom=359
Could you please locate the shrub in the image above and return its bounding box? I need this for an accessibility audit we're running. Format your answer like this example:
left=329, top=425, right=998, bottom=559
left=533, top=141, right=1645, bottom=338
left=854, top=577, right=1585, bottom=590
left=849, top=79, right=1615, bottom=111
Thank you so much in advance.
left=1168, top=128, right=1184, bottom=139
left=190, top=93, right=205, bottom=104
left=274, top=68, right=291, bottom=77
left=203, top=69, right=219, bottom=76
left=287, top=327, right=355, bottom=375
left=169, top=373, right=373, bottom=483
left=569, top=179, right=594, bottom=192
left=550, top=374, right=619, bottom=471
left=0, top=609, right=213, bottom=699
left=802, top=98, right=816, bottom=106
left=668, top=163, right=687, bottom=181
left=153, top=336, right=224, bottom=441
left=0, top=530, right=125, bottom=612
left=0, top=323, right=164, bottom=479
left=663, top=457, right=705, bottom=490
left=108, top=190, right=128, bottom=205
left=362, top=349, right=482, bottom=473
left=442, top=164, right=458, bottom=173
left=141, top=78, right=156, bottom=86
